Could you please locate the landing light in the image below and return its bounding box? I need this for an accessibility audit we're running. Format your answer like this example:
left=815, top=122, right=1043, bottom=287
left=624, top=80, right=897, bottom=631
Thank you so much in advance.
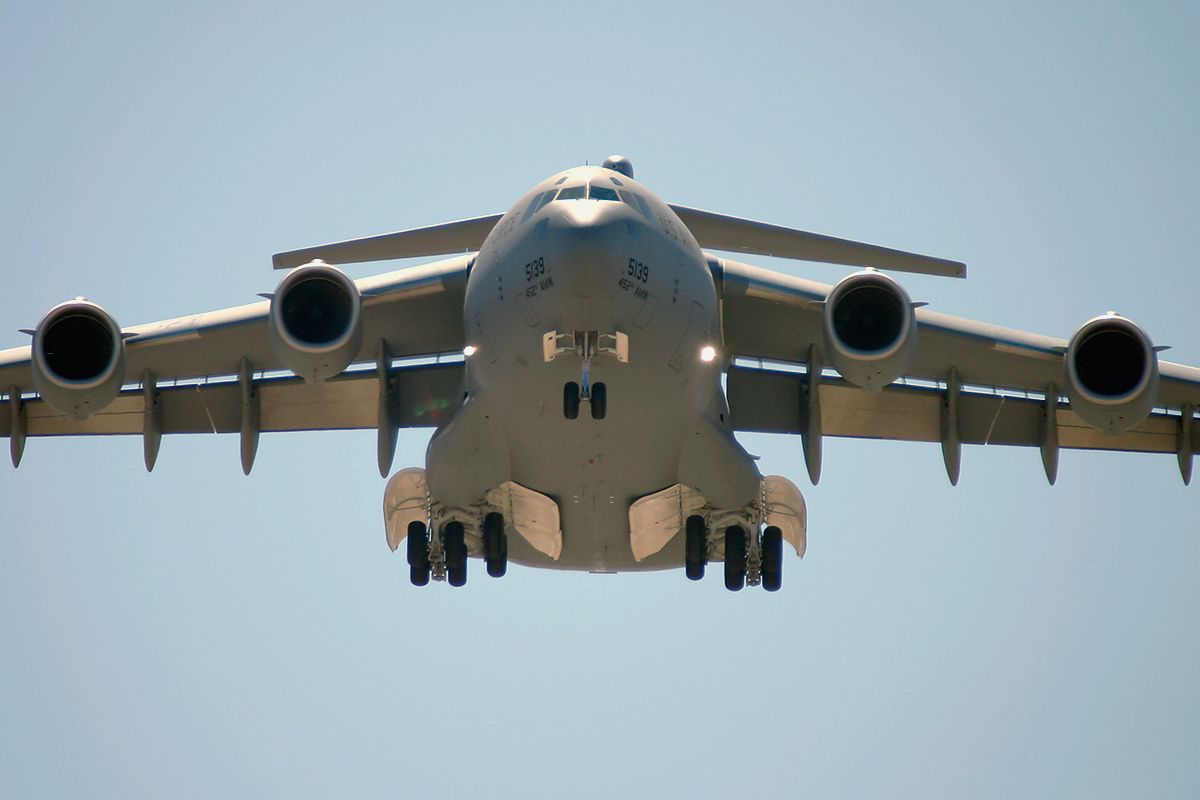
left=463, top=345, right=477, bottom=357
left=700, top=345, right=717, bottom=363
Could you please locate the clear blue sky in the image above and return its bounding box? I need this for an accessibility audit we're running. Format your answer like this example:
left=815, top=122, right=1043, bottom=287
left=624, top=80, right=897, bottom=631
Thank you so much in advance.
left=2, top=2, right=1198, bottom=797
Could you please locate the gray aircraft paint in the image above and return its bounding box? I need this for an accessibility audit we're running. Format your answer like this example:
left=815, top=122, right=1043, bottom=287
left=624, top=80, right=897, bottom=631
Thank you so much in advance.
left=428, top=165, right=759, bottom=572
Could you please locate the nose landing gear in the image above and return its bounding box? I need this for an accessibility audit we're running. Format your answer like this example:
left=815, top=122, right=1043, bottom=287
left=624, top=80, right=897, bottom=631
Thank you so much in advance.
left=564, top=382, right=580, bottom=419
left=589, top=382, right=607, bottom=420
left=562, top=380, right=607, bottom=420
left=547, top=330, right=625, bottom=421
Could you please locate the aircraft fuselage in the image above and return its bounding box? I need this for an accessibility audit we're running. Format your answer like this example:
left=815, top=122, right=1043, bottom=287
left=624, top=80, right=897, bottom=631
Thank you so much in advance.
left=425, top=166, right=760, bottom=571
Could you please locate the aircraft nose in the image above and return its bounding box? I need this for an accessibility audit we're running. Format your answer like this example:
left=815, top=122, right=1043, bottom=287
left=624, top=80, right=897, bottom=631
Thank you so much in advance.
left=555, top=199, right=618, bottom=230
left=544, top=202, right=632, bottom=298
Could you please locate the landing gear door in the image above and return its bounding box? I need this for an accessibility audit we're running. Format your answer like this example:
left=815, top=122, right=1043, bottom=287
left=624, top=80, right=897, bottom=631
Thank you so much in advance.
left=762, top=475, right=807, bottom=557
left=628, top=483, right=707, bottom=562
left=383, top=467, right=430, bottom=552
left=486, top=481, right=563, bottom=560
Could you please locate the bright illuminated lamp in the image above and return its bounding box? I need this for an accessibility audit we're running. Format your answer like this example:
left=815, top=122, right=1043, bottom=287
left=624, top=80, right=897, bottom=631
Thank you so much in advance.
left=463, top=345, right=477, bottom=357
left=700, top=345, right=717, bottom=362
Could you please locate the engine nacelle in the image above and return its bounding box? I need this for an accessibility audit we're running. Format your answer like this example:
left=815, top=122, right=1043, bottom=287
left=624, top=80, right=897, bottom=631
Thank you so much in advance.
left=268, top=261, right=364, bottom=383
left=31, top=299, right=126, bottom=420
left=822, top=269, right=918, bottom=390
left=1065, top=313, right=1159, bottom=435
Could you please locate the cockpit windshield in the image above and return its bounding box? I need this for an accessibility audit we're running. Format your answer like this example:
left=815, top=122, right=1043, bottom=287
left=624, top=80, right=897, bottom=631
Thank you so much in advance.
left=589, top=185, right=620, bottom=202
left=553, top=182, right=622, bottom=202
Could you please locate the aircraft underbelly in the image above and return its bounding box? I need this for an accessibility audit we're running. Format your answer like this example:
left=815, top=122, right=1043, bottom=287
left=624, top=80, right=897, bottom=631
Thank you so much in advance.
left=505, top=399, right=691, bottom=572
left=479, top=330, right=701, bottom=568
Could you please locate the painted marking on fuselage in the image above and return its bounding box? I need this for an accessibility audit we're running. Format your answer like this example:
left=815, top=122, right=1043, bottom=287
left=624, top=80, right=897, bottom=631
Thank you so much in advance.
left=619, top=257, right=652, bottom=295
left=523, top=256, right=545, bottom=282
left=524, top=275, right=555, bottom=299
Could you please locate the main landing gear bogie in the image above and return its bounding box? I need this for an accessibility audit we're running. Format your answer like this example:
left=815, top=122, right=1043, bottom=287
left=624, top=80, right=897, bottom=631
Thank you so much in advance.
left=684, top=517, right=784, bottom=592
left=724, top=526, right=747, bottom=591
left=407, top=520, right=431, bottom=586
left=760, top=525, right=783, bottom=592
left=685, top=515, right=706, bottom=581
left=406, top=515, right=509, bottom=588
left=443, top=521, right=468, bottom=587
left=483, top=511, right=507, bottom=578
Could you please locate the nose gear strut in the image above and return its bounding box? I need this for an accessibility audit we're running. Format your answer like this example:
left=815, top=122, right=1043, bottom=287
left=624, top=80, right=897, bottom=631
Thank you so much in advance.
left=544, top=329, right=627, bottom=421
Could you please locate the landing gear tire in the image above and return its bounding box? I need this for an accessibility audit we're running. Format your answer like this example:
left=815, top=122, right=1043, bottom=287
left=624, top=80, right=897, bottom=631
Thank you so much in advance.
left=484, top=512, right=507, bottom=578
left=443, top=521, right=467, bottom=587
left=685, top=515, right=706, bottom=581
left=407, top=520, right=430, bottom=587
left=563, top=382, right=580, bottom=420
left=761, top=525, right=783, bottom=592
left=590, top=382, right=607, bottom=420
left=724, top=526, right=747, bottom=592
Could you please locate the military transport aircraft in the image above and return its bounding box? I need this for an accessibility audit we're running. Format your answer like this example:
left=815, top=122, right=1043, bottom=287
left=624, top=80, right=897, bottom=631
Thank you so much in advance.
left=2, top=156, right=1198, bottom=592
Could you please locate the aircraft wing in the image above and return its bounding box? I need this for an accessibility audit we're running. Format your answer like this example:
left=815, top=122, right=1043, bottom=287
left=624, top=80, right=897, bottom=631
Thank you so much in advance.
left=0, top=255, right=471, bottom=473
left=271, top=214, right=503, bottom=269
left=671, top=205, right=966, bottom=278
left=717, top=257, right=1200, bottom=482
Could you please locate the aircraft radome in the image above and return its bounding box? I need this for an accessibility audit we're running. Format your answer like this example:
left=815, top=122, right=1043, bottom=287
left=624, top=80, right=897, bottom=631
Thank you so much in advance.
left=3, top=155, right=1198, bottom=591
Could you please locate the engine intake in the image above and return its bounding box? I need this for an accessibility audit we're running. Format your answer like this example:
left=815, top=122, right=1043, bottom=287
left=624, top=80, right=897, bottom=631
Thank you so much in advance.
left=1065, top=313, right=1159, bottom=434
left=822, top=270, right=918, bottom=389
left=32, top=299, right=126, bottom=420
left=269, top=260, right=363, bottom=382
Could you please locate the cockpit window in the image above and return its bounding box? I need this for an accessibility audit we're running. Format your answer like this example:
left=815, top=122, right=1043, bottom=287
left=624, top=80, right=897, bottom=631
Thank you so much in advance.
left=556, top=185, right=587, bottom=201
left=620, top=190, right=651, bottom=217
left=554, top=175, right=568, bottom=185
left=610, top=176, right=624, bottom=186
left=522, top=190, right=549, bottom=221
left=533, top=190, right=555, bottom=214
left=589, top=185, right=620, bottom=202
left=632, top=192, right=653, bottom=218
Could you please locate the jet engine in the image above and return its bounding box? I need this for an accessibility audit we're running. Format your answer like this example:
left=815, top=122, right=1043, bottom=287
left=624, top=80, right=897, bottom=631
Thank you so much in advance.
left=1064, top=313, right=1159, bottom=435
left=31, top=299, right=126, bottom=420
left=268, top=260, right=364, bottom=382
left=822, top=269, right=918, bottom=389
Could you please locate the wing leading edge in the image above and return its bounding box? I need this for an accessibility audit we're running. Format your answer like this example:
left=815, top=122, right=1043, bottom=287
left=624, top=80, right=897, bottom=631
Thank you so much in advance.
left=670, top=204, right=966, bottom=278
left=0, top=255, right=472, bottom=474
left=0, top=255, right=471, bottom=392
left=716, top=256, right=1200, bottom=484
left=272, top=215, right=503, bottom=269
